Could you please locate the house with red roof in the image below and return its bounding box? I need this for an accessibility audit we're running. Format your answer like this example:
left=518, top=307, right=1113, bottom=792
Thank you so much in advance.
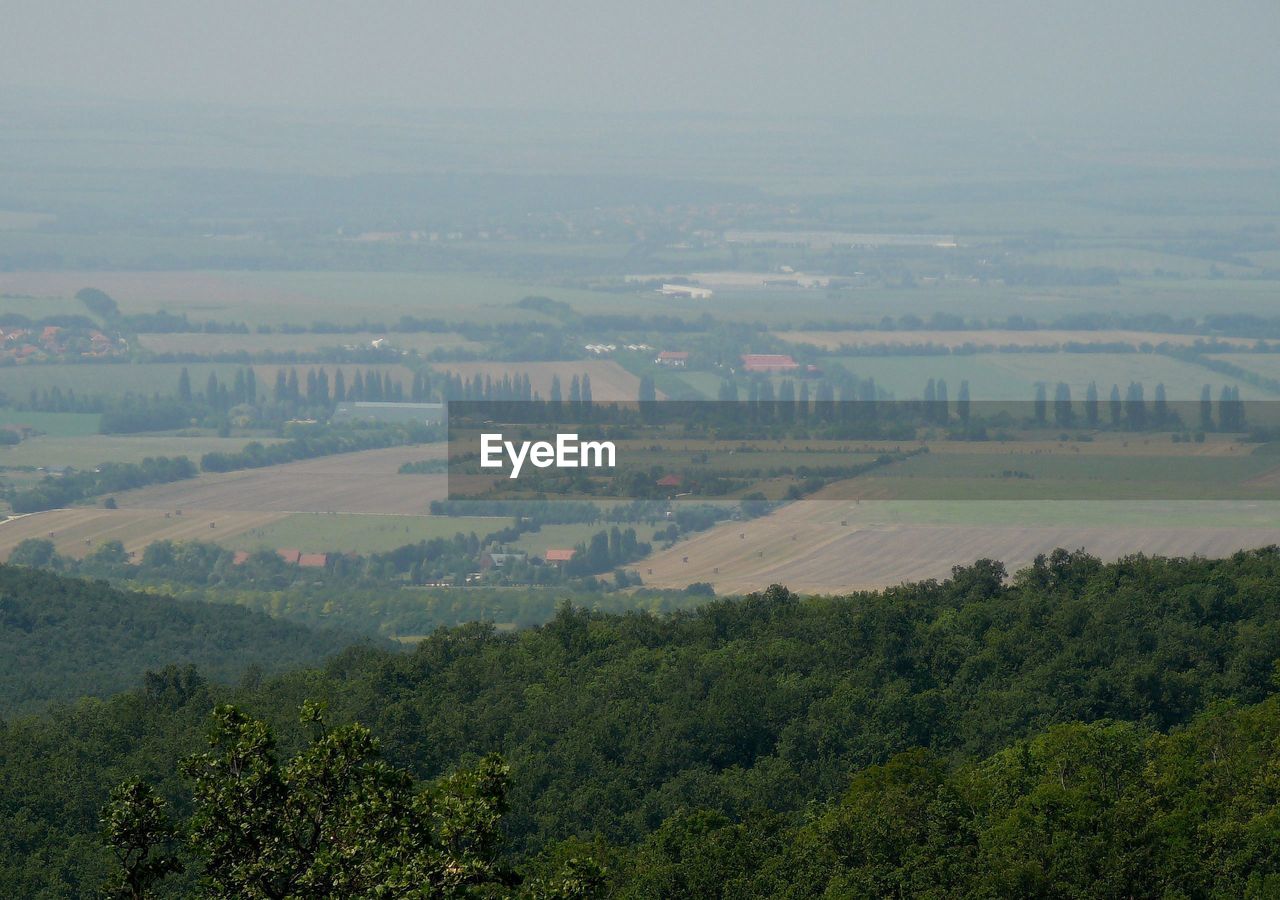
left=544, top=548, right=576, bottom=564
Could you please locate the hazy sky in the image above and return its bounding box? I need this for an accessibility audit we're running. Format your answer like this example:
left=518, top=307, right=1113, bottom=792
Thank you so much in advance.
left=3, top=0, right=1278, bottom=126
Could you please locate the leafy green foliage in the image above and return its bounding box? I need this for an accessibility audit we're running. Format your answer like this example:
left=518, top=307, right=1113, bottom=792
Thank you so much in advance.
left=0, top=564, right=356, bottom=716
left=100, top=781, right=182, bottom=900
left=8, top=549, right=1280, bottom=894
left=107, top=702, right=602, bottom=898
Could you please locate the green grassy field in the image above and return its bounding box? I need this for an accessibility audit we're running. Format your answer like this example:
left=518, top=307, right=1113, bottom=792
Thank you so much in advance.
left=1209, top=354, right=1280, bottom=382
left=136, top=330, right=484, bottom=356
left=853, top=450, right=1280, bottom=500
left=834, top=499, right=1280, bottom=529
left=511, top=523, right=615, bottom=556
left=0, top=434, right=280, bottom=470
left=221, top=513, right=509, bottom=554
left=0, top=409, right=101, bottom=436
left=835, top=352, right=1280, bottom=401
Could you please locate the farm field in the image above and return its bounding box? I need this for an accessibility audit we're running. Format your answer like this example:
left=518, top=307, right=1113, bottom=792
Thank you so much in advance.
left=512, top=523, right=616, bottom=556
left=0, top=434, right=280, bottom=470
left=836, top=449, right=1280, bottom=500
left=0, top=508, right=287, bottom=561
left=0, top=362, right=415, bottom=399
left=431, top=360, right=644, bottom=400
left=0, top=271, right=611, bottom=325
left=0, top=409, right=101, bottom=436
left=137, top=331, right=483, bottom=356
left=636, top=499, right=1280, bottom=595
left=222, top=513, right=507, bottom=554
left=834, top=352, right=1279, bottom=401
left=111, top=444, right=448, bottom=515
left=1209, top=354, right=1280, bottom=382
left=777, top=329, right=1259, bottom=351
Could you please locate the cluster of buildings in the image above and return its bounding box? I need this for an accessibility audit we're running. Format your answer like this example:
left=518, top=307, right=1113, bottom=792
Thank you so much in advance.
left=0, top=325, right=125, bottom=362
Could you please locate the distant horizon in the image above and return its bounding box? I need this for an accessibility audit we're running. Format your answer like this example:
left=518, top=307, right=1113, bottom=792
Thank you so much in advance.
left=4, top=1, right=1278, bottom=135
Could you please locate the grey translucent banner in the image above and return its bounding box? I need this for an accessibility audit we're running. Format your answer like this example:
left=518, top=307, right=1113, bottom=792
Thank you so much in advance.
left=445, top=400, right=1280, bottom=501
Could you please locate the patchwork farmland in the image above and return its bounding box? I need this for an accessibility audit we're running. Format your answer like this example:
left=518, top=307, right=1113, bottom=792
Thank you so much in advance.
left=0, top=444, right=452, bottom=560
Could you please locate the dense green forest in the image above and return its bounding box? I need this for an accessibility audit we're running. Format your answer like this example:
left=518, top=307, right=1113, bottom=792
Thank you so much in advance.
left=7, top=548, right=1280, bottom=894
left=0, top=565, right=358, bottom=717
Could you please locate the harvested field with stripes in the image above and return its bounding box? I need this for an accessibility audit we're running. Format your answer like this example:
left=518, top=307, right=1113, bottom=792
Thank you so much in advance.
left=0, top=508, right=287, bottom=561
left=634, top=499, right=1280, bottom=595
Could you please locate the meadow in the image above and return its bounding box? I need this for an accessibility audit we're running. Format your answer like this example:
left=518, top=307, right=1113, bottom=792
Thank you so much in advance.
left=0, top=434, right=282, bottom=470
left=846, top=448, right=1280, bottom=500
left=0, top=409, right=101, bottom=436
left=136, top=330, right=483, bottom=356
left=221, top=513, right=507, bottom=554
left=834, top=352, right=1280, bottom=401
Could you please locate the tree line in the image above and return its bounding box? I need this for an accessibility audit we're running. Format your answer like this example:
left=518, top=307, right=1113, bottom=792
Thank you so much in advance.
left=10, top=549, right=1280, bottom=894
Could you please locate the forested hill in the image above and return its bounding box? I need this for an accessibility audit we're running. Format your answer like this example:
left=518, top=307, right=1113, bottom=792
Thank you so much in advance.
left=0, top=564, right=359, bottom=717
left=7, top=548, right=1280, bottom=895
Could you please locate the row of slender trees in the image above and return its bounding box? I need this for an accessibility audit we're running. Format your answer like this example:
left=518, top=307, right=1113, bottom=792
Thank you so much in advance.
left=1029, top=380, right=1246, bottom=431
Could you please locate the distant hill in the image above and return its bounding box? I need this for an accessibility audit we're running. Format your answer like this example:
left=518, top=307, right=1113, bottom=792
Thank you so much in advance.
left=0, top=564, right=361, bottom=717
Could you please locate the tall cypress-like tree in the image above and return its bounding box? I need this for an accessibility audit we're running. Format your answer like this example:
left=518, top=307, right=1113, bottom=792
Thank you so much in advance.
left=1125, top=382, right=1146, bottom=430
left=1153, top=383, right=1168, bottom=427
left=778, top=379, right=796, bottom=424
left=638, top=375, right=656, bottom=404
left=1053, top=382, right=1073, bottom=427
left=1085, top=381, right=1099, bottom=427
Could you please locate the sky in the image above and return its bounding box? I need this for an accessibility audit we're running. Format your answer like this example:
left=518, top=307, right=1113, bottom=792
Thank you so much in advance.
left=2, top=0, right=1278, bottom=128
